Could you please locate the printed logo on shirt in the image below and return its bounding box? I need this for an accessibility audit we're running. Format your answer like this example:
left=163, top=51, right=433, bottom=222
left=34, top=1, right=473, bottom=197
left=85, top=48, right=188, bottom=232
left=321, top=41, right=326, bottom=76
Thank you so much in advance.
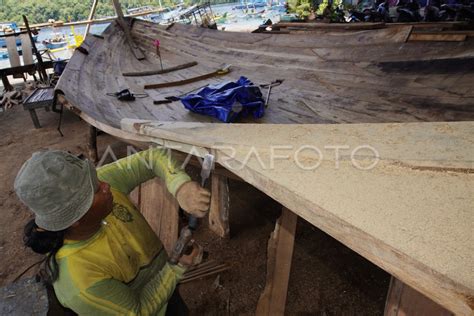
left=112, top=203, right=134, bottom=222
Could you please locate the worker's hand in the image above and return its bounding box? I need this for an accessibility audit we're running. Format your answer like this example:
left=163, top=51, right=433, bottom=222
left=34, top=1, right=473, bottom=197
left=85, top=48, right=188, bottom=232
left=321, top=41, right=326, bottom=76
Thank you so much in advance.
left=178, top=240, right=203, bottom=267
left=176, top=181, right=211, bottom=218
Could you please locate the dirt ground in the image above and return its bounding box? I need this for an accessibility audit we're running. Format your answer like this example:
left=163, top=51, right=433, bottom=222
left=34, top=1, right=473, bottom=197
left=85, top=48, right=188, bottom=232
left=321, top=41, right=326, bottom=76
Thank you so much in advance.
left=0, top=89, right=389, bottom=314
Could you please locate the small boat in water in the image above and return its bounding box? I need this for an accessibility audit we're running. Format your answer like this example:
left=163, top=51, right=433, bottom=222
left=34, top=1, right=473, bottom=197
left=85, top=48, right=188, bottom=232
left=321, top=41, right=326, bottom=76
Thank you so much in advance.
left=233, top=0, right=267, bottom=10
left=42, top=32, right=68, bottom=49
left=0, top=22, right=38, bottom=48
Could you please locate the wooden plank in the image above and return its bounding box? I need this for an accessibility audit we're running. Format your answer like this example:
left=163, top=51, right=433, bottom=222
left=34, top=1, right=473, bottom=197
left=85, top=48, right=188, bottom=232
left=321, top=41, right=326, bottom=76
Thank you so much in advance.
left=144, top=67, right=230, bottom=89
left=208, top=173, right=230, bottom=238
left=88, top=125, right=98, bottom=163
left=0, top=61, right=54, bottom=77
left=413, top=30, right=474, bottom=36
left=256, top=207, right=297, bottom=316
left=122, top=61, right=198, bottom=77
left=20, top=33, right=34, bottom=66
left=385, top=277, right=453, bottom=316
left=408, top=33, right=467, bottom=42
left=275, top=22, right=386, bottom=30
left=139, top=178, right=179, bottom=254
left=122, top=119, right=474, bottom=315
left=6, top=34, right=21, bottom=68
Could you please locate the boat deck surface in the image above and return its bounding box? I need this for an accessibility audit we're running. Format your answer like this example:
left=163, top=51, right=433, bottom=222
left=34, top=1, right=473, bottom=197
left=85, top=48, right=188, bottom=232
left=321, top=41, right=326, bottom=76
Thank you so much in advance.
left=57, top=20, right=474, bottom=128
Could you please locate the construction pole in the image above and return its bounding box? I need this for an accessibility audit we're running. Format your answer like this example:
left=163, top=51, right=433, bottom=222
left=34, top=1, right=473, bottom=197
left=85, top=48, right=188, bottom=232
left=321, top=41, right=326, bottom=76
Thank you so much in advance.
left=84, top=0, right=99, bottom=36
left=112, top=0, right=145, bottom=60
left=22, top=15, right=48, bottom=83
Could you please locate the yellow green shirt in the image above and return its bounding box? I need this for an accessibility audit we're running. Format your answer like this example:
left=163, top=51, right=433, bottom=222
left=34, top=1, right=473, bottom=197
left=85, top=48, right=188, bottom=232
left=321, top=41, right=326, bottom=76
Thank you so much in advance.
left=53, top=148, right=191, bottom=315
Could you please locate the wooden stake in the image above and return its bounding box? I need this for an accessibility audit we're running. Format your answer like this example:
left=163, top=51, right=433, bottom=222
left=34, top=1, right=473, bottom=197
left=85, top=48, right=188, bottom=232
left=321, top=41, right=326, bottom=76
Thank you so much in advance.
left=84, top=0, right=99, bottom=36
left=256, top=207, right=297, bottom=316
left=209, top=173, right=230, bottom=238
left=384, top=277, right=452, bottom=316
left=87, top=125, right=98, bottom=163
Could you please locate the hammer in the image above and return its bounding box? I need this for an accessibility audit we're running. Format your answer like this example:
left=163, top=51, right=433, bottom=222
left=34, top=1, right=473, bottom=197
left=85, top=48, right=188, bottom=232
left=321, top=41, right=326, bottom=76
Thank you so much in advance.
left=170, top=154, right=214, bottom=264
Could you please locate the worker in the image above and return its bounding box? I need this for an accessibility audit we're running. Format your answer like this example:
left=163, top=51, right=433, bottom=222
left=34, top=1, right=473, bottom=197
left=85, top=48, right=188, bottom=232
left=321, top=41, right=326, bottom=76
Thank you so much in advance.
left=14, top=147, right=211, bottom=315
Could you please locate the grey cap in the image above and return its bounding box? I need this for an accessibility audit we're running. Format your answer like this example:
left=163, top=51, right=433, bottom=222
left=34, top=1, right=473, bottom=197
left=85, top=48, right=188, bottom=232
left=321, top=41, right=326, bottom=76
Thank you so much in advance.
left=14, top=150, right=99, bottom=231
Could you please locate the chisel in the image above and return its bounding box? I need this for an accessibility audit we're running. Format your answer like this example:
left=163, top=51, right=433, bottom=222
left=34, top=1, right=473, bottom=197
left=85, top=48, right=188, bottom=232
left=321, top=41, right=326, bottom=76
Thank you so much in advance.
left=188, top=153, right=215, bottom=230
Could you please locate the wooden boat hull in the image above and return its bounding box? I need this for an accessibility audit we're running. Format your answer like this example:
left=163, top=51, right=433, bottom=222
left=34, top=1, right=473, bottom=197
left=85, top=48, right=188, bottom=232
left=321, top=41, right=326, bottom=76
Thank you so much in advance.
left=56, top=19, right=474, bottom=315
left=57, top=20, right=474, bottom=129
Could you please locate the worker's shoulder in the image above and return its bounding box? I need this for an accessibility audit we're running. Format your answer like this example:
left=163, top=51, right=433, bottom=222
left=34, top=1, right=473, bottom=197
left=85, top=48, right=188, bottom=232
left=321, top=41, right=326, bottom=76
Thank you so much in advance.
left=55, top=253, right=109, bottom=294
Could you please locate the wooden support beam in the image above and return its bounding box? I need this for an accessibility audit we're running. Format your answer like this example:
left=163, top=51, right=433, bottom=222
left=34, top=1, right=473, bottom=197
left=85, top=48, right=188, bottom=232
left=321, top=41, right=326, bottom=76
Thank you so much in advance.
left=1, top=75, right=14, bottom=91
left=139, top=178, right=179, bottom=254
left=0, top=61, right=54, bottom=77
left=88, top=125, right=98, bottom=163
left=112, top=0, right=145, bottom=60
left=1, top=61, right=54, bottom=91
left=256, top=207, right=297, bottom=316
left=84, top=0, right=99, bottom=36
left=384, top=277, right=453, bottom=316
left=208, top=173, right=230, bottom=238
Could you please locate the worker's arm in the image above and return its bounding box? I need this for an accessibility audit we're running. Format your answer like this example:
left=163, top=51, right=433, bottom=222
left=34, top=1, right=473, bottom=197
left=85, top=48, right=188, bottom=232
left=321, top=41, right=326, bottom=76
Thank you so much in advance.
left=64, top=263, right=186, bottom=316
left=97, top=147, right=191, bottom=197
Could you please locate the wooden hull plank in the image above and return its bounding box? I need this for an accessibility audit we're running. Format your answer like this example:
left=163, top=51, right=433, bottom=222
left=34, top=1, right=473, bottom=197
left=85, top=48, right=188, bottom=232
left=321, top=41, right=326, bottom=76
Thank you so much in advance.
left=121, top=119, right=474, bottom=315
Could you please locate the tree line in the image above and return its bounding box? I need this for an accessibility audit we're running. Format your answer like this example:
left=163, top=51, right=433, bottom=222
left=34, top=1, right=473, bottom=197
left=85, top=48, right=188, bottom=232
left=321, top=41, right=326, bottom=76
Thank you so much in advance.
left=0, top=0, right=237, bottom=25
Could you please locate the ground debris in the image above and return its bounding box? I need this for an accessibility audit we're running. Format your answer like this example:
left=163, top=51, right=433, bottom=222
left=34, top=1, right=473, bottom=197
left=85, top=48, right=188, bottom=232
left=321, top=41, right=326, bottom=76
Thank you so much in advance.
left=0, top=277, right=48, bottom=315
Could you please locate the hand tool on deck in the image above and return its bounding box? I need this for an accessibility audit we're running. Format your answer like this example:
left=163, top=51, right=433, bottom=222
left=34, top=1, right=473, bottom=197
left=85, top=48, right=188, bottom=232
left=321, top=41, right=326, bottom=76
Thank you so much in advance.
left=260, top=79, right=284, bottom=108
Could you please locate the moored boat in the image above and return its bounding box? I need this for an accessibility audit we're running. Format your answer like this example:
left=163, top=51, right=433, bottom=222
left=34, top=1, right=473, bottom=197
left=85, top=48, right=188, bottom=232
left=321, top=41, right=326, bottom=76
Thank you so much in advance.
left=42, top=32, right=68, bottom=49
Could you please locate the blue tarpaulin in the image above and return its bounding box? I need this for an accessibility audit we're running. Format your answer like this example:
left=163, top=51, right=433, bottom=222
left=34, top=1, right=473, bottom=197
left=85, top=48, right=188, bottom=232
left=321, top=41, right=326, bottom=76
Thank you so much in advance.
left=180, top=76, right=265, bottom=123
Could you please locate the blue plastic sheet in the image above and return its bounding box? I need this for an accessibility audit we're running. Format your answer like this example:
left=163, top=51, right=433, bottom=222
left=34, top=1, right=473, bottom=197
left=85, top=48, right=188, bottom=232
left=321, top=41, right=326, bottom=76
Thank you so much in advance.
left=180, top=76, right=265, bottom=123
